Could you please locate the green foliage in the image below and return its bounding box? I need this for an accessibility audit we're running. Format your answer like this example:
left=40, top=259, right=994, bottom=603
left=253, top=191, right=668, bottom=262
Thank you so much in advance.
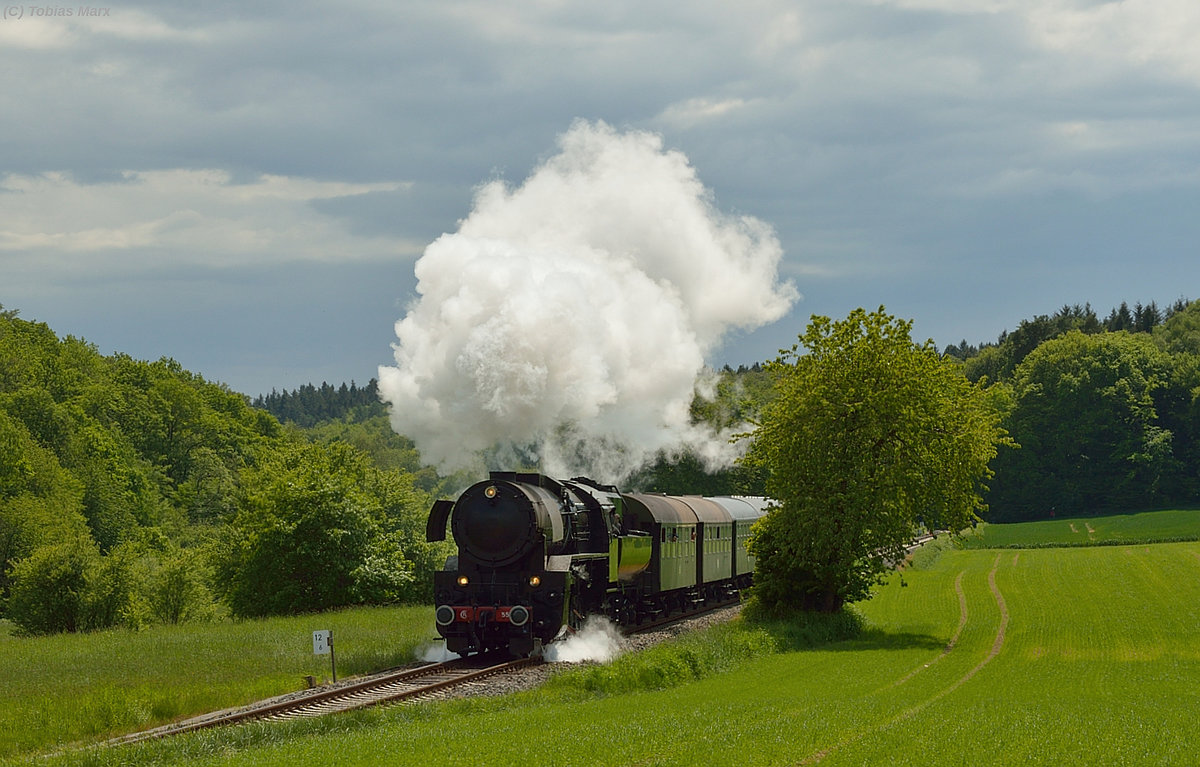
left=629, top=449, right=766, bottom=496
left=146, top=547, right=218, bottom=625
left=961, top=303, right=1103, bottom=383
left=213, top=440, right=439, bottom=617
left=628, top=365, right=778, bottom=495
left=0, top=410, right=91, bottom=602
left=252, top=380, right=385, bottom=428
left=1154, top=298, right=1200, bottom=355
left=988, top=331, right=1185, bottom=519
left=7, top=538, right=99, bottom=635
left=5, top=533, right=219, bottom=635
left=306, top=413, right=447, bottom=495
left=83, top=542, right=142, bottom=631
left=0, top=308, right=449, bottom=635
left=959, top=301, right=1183, bottom=384
left=745, top=307, right=1008, bottom=612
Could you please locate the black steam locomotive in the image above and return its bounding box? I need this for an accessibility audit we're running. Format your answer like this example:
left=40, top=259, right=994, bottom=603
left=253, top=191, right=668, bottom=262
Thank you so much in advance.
left=425, top=471, right=768, bottom=657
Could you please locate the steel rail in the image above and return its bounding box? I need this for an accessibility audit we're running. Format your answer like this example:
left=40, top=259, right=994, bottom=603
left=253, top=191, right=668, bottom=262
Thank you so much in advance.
left=101, top=656, right=536, bottom=747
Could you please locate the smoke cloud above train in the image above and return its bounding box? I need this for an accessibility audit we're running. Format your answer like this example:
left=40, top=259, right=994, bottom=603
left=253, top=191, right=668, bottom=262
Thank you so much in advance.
left=378, top=120, right=798, bottom=480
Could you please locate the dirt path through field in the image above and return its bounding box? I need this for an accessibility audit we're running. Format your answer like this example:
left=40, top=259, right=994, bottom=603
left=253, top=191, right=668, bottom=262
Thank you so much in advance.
left=800, top=553, right=1010, bottom=764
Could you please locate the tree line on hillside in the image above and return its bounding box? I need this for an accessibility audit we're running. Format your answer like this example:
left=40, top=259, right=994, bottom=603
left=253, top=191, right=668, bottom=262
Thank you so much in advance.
left=252, top=380, right=386, bottom=428
left=0, top=305, right=451, bottom=636
left=3, top=294, right=1198, bottom=634
left=939, top=299, right=1200, bottom=520
left=250, top=298, right=1200, bottom=524
left=735, top=299, right=1200, bottom=615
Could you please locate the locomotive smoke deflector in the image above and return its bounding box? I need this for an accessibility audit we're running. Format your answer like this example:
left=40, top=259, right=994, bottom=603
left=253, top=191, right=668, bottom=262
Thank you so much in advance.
left=426, top=499, right=453, bottom=542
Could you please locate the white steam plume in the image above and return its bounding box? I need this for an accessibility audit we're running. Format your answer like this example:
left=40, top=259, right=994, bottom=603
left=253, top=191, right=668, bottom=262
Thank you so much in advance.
left=544, top=616, right=626, bottom=664
left=415, top=642, right=459, bottom=663
left=379, top=120, right=797, bottom=480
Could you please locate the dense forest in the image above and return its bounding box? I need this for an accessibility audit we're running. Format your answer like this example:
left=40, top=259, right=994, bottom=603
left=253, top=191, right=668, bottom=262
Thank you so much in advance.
left=2, top=297, right=1199, bottom=636
left=252, top=381, right=385, bottom=428
left=949, top=299, right=1200, bottom=520
left=0, top=305, right=450, bottom=635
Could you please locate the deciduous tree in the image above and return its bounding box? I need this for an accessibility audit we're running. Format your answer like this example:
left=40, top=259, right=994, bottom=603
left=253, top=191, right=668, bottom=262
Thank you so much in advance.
left=744, top=307, right=1007, bottom=613
left=989, top=330, right=1180, bottom=518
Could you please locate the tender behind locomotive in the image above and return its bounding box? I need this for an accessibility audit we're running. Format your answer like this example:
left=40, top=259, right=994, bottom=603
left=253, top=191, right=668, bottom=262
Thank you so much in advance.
left=426, top=471, right=767, bottom=657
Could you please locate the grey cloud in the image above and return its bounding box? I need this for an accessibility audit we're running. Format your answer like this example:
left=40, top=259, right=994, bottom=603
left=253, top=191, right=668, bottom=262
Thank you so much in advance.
left=3, top=0, right=1199, bottom=395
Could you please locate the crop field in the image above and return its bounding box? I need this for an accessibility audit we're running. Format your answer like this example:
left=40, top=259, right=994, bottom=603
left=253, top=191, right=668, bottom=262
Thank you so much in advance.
left=0, top=605, right=433, bottom=760
left=961, top=508, right=1200, bottom=548
left=24, top=526, right=1200, bottom=766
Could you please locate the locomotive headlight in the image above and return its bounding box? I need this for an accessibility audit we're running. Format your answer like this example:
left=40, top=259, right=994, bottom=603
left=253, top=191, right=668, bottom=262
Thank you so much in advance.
left=484, top=485, right=498, bottom=499
left=456, top=575, right=470, bottom=586
left=528, top=575, right=541, bottom=587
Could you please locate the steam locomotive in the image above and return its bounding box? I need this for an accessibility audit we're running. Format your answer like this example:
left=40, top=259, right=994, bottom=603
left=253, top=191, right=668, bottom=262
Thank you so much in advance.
left=425, top=471, right=768, bottom=657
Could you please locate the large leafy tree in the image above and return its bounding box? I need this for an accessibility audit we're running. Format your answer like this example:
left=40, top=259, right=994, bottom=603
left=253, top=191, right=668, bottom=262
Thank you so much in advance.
left=745, top=307, right=1007, bottom=613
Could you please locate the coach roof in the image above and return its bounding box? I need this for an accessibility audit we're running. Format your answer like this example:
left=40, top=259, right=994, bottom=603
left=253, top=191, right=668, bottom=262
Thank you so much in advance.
left=623, top=493, right=698, bottom=525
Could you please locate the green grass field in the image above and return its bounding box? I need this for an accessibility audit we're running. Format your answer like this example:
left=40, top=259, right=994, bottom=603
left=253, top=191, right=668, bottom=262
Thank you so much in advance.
left=0, top=605, right=433, bottom=760
left=961, top=508, right=1200, bottom=548
left=14, top=512, right=1200, bottom=765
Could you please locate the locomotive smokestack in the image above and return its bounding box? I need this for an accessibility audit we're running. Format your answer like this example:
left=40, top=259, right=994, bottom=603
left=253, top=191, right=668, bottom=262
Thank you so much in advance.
left=379, top=119, right=798, bottom=480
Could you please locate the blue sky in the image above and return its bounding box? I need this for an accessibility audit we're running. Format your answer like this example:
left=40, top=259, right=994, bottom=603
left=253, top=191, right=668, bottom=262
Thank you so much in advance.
left=3, top=0, right=1199, bottom=397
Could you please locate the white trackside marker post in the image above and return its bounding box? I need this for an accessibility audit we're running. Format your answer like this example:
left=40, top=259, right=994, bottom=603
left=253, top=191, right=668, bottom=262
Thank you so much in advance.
left=313, top=629, right=336, bottom=683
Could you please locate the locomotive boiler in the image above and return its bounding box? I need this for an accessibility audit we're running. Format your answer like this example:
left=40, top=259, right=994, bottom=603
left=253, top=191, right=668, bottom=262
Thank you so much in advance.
left=425, top=471, right=767, bottom=657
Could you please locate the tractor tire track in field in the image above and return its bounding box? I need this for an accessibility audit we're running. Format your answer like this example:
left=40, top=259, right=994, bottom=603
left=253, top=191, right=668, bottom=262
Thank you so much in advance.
left=801, top=553, right=1011, bottom=765
left=886, top=570, right=968, bottom=690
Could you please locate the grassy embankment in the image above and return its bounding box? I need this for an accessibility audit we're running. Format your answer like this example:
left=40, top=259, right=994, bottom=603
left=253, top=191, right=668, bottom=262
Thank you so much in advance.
left=0, top=605, right=432, bottom=760
left=16, top=509, right=1200, bottom=766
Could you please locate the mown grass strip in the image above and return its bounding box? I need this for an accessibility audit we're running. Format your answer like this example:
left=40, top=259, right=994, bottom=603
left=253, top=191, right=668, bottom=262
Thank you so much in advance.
left=962, top=508, right=1200, bottom=549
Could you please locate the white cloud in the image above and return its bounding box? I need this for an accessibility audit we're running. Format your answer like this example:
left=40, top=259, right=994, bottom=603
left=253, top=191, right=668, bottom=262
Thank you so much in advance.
left=0, top=16, right=77, bottom=49
left=655, top=97, right=754, bottom=129
left=1028, top=0, right=1200, bottom=84
left=0, top=170, right=419, bottom=271
left=0, top=6, right=223, bottom=49
left=4, top=0, right=1199, bottom=396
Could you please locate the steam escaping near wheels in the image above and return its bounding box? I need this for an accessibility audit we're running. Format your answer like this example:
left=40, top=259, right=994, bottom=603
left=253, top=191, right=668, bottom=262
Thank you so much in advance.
left=544, top=616, right=626, bottom=664
left=416, top=642, right=461, bottom=663
left=379, top=120, right=798, bottom=481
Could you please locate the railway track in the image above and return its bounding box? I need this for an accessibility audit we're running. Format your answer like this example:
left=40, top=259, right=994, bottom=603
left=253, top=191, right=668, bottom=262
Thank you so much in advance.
left=102, top=654, right=536, bottom=748
left=102, top=600, right=734, bottom=749
left=101, top=534, right=940, bottom=749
